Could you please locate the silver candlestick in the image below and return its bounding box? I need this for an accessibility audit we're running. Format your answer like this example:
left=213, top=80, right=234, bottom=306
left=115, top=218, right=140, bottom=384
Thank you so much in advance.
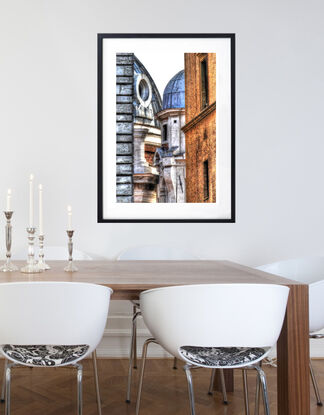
left=37, top=234, right=50, bottom=270
left=21, top=227, right=43, bottom=273
left=64, top=230, right=78, bottom=272
left=0, top=211, right=18, bottom=272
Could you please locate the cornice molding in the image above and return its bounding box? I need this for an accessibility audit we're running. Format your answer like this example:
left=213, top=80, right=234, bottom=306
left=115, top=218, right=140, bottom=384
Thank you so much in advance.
left=182, top=101, right=216, bottom=133
left=155, top=107, right=185, bottom=121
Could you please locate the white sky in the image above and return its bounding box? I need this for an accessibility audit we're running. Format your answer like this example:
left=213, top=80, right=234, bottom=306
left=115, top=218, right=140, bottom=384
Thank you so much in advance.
left=134, top=50, right=185, bottom=100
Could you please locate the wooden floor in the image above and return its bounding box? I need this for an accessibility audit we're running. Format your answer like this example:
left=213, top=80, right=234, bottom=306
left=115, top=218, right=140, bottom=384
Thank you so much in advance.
left=2, top=358, right=324, bottom=414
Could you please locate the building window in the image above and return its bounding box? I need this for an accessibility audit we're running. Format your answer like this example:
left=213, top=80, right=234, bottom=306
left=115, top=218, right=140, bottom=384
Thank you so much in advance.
left=203, top=159, right=209, bottom=201
left=139, top=79, right=149, bottom=101
left=203, top=129, right=208, bottom=140
left=200, top=58, right=208, bottom=109
left=163, top=124, right=168, bottom=142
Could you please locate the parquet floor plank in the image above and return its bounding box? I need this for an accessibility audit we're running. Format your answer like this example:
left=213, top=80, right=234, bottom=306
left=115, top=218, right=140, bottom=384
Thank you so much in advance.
left=1, top=358, right=324, bottom=414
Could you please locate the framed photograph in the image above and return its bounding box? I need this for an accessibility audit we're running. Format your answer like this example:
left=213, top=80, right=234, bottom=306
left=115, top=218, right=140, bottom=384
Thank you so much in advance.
left=98, top=34, right=235, bottom=222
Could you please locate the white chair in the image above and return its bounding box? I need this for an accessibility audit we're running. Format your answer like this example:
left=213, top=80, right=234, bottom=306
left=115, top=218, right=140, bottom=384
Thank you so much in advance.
left=0, top=281, right=112, bottom=415
left=117, top=245, right=198, bottom=403
left=135, top=283, right=289, bottom=415
left=2, top=247, right=105, bottom=415
left=257, top=257, right=324, bottom=406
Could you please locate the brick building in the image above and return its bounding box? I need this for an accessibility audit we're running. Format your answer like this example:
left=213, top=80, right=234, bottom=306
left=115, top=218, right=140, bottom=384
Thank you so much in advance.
left=116, top=54, right=162, bottom=203
left=183, top=53, right=216, bottom=203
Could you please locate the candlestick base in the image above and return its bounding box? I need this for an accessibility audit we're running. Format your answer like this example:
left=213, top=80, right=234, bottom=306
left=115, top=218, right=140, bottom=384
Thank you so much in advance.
left=0, top=261, right=18, bottom=272
left=21, top=263, right=42, bottom=274
left=37, top=260, right=50, bottom=271
left=64, top=261, right=78, bottom=272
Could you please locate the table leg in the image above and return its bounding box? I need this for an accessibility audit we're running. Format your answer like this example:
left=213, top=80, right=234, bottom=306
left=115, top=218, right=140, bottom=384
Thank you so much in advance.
left=214, top=369, right=234, bottom=392
left=277, top=284, right=310, bottom=415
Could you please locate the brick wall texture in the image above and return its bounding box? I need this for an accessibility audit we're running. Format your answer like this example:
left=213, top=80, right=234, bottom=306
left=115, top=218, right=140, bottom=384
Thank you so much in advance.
left=184, top=53, right=216, bottom=203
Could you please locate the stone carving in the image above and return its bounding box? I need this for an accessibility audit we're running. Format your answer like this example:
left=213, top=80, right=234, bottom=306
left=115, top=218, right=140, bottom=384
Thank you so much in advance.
left=116, top=55, right=186, bottom=203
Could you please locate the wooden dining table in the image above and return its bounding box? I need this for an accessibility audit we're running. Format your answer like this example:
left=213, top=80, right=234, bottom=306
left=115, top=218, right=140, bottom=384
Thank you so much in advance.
left=1, top=260, right=309, bottom=415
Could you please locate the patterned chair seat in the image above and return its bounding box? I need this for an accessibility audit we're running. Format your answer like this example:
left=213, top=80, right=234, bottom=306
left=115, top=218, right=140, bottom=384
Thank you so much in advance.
left=179, top=346, right=268, bottom=367
left=2, top=344, right=89, bottom=367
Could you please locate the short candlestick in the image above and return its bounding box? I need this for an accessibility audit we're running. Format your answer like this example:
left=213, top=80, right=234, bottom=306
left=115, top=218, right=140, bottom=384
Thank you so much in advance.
left=20, top=227, right=42, bottom=274
left=64, top=230, right=78, bottom=272
left=0, top=211, right=18, bottom=272
left=37, top=235, right=50, bottom=270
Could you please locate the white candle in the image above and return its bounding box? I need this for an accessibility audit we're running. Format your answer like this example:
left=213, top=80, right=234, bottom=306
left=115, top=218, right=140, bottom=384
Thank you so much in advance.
left=67, top=205, right=72, bottom=230
left=6, top=189, right=12, bottom=211
left=29, top=174, right=34, bottom=227
left=39, top=184, right=43, bottom=235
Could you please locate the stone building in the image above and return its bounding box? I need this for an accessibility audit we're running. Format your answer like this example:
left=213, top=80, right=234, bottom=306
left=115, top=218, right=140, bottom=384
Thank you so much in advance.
left=116, top=53, right=162, bottom=203
left=154, top=70, right=186, bottom=203
left=183, top=53, right=216, bottom=203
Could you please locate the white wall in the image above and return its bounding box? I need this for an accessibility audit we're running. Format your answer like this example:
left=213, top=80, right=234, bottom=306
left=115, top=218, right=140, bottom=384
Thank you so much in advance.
left=0, top=0, right=324, bottom=356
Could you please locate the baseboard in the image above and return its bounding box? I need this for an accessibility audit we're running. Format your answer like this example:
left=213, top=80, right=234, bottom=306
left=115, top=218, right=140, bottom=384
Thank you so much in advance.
left=96, top=326, right=171, bottom=358
left=310, top=338, right=324, bottom=358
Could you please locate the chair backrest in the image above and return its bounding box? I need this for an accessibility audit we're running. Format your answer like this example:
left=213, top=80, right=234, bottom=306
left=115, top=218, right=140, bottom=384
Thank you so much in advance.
left=117, top=245, right=198, bottom=260
left=256, top=257, right=324, bottom=284
left=257, top=257, right=324, bottom=332
left=0, top=282, right=112, bottom=355
left=140, top=283, right=289, bottom=360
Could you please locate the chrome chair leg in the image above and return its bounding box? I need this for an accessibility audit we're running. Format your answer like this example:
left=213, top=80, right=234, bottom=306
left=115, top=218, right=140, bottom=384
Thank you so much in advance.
left=208, top=368, right=216, bottom=395
left=254, top=365, right=270, bottom=415
left=219, top=369, right=228, bottom=404
left=1, top=359, right=8, bottom=402
left=135, top=338, right=158, bottom=415
left=254, top=361, right=263, bottom=415
left=310, top=360, right=323, bottom=406
left=126, top=310, right=141, bottom=403
left=242, top=369, right=250, bottom=415
left=173, top=357, right=178, bottom=369
left=184, top=364, right=196, bottom=415
left=133, top=305, right=138, bottom=369
left=76, top=363, right=83, bottom=415
left=92, top=351, right=102, bottom=415
left=4, top=361, right=84, bottom=415
left=208, top=369, right=228, bottom=404
left=5, top=363, right=14, bottom=415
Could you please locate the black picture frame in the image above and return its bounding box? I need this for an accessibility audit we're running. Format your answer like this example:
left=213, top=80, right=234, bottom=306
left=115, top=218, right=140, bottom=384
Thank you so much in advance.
left=98, top=33, right=235, bottom=223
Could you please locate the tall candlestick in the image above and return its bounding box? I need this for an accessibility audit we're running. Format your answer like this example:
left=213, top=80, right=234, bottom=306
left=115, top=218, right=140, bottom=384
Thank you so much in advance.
left=29, top=174, right=34, bottom=228
left=6, top=189, right=12, bottom=212
left=67, top=205, right=72, bottom=230
left=0, top=211, right=18, bottom=272
left=38, top=184, right=43, bottom=235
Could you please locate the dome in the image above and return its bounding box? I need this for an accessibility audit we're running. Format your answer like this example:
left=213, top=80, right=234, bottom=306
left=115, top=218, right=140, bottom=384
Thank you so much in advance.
left=162, top=70, right=185, bottom=110
left=133, top=55, right=162, bottom=128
